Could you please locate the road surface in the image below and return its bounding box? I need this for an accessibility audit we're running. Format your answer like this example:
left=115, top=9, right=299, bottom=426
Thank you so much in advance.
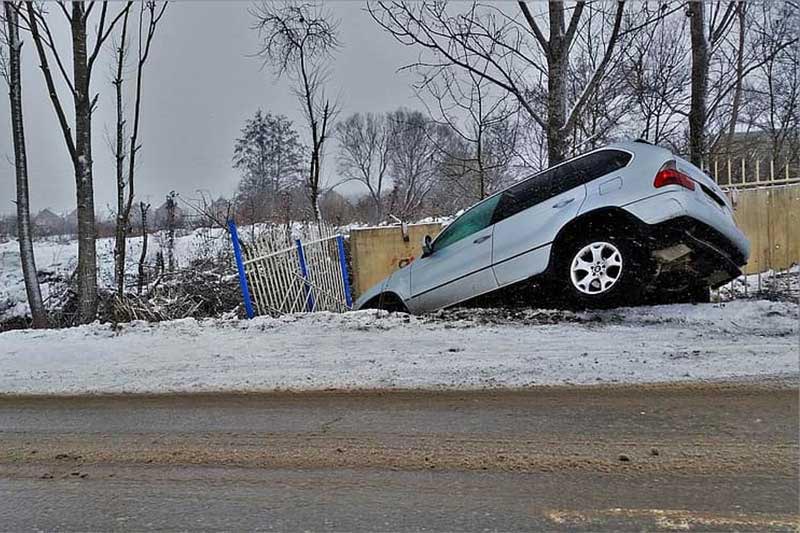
left=0, top=384, right=797, bottom=531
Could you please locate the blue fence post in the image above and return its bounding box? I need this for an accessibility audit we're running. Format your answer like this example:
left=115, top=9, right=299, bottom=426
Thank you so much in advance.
left=295, top=239, right=314, bottom=312
left=228, top=219, right=255, bottom=319
left=336, top=235, right=353, bottom=309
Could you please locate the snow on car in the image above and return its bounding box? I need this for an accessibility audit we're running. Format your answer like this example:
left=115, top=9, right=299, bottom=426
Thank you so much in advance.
left=355, top=140, right=750, bottom=314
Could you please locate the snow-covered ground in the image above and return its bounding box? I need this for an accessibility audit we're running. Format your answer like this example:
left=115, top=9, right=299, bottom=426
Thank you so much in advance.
left=716, top=265, right=800, bottom=301
left=0, top=300, right=797, bottom=395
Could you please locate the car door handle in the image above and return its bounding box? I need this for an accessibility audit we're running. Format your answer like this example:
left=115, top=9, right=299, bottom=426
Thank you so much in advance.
left=552, top=197, right=575, bottom=209
left=473, top=235, right=491, bottom=244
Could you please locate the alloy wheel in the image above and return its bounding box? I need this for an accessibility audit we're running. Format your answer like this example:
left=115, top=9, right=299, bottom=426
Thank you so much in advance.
left=570, top=241, right=623, bottom=295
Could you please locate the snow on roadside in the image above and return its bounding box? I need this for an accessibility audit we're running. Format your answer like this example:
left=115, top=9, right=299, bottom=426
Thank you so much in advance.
left=0, top=300, right=797, bottom=395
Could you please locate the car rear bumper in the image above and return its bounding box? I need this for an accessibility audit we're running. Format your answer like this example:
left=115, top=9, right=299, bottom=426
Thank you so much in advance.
left=646, top=216, right=748, bottom=288
left=623, top=190, right=750, bottom=267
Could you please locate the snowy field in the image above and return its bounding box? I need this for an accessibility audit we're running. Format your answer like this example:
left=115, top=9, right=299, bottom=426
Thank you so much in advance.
left=0, top=300, right=797, bottom=395
left=0, top=228, right=232, bottom=322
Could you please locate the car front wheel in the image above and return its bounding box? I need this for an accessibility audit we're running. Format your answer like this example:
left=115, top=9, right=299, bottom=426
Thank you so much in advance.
left=558, top=236, right=647, bottom=308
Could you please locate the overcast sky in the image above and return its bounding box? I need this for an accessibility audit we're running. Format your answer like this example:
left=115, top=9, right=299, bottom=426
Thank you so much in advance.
left=0, top=1, right=421, bottom=215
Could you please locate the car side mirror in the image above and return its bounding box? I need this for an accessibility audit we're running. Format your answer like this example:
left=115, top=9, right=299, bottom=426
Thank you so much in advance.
left=421, top=235, right=433, bottom=258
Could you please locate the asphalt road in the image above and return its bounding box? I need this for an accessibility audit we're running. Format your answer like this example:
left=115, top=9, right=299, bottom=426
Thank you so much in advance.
left=1, top=384, right=797, bottom=531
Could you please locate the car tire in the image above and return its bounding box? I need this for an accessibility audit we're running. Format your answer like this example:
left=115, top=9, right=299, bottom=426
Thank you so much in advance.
left=556, top=235, right=649, bottom=309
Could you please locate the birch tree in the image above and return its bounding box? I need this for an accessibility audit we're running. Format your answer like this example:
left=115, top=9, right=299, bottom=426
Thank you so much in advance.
left=23, top=1, right=131, bottom=323
left=251, top=2, right=340, bottom=221
left=1, top=2, right=46, bottom=328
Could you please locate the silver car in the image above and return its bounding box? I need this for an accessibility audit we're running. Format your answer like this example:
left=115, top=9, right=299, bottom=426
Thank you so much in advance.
left=355, top=140, right=750, bottom=313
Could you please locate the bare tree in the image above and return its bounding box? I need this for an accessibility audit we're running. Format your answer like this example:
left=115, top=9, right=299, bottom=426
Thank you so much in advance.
left=686, top=1, right=798, bottom=165
left=335, top=113, right=392, bottom=223
left=418, top=58, right=520, bottom=203
left=369, top=1, right=630, bottom=165
left=136, top=201, right=150, bottom=296
left=687, top=1, right=740, bottom=166
left=23, top=1, right=131, bottom=323
left=165, top=191, right=177, bottom=272
left=112, top=1, right=167, bottom=298
left=620, top=13, right=689, bottom=149
left=743, top=2, right=800, bottom=162
left=1, top=2, right=46, bottom=328
left=385, top=108, right=446, bottom=219
left=251, top=2, right=340, bottom=221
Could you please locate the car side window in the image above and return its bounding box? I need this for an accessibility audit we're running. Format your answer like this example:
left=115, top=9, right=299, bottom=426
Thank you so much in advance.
left=433, top=194, right=502, bottom=252
left=491, top=169, right=554, bottom=224
left=491, top=150, right=633, bottom=226
left=551, top=150, right=633, bottom=196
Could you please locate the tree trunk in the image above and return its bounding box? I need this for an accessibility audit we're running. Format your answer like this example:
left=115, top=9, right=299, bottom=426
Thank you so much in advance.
left=725, top=2, right=746, bottom=148
left=309, top=149, right=322, bottom=221
left=546, top=1, right=568, bottom=165
left=166, top=192, right=176, bottom=272
left=71, top=4, right=98, bottom=323
left=688, top=1, right=708, bottom=167
left=4, top=2, right=47, bottom=328
left=137, top=202, right=149, bottom=296
left=113, top=10, right=129, bottom=298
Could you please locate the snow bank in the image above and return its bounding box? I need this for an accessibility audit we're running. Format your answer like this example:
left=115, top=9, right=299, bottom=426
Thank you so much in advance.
left=0, top=300, right=796, bottom=395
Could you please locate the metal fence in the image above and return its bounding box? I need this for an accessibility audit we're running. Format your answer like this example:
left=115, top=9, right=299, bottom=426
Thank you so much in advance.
left=229, top=221, right=352, bottom=318
left=704, top=158, right=800, bottom=189
left=702, top=161, right=799, bottom=302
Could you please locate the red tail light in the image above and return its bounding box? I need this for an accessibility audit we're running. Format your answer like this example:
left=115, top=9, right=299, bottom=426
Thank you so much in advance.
left=654, top=160, right=695, bottom=191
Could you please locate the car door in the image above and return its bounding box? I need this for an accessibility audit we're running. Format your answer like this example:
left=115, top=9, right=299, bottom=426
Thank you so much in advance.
left=491, top=162, right=586, bottom=286
left=408, top=194, right=502, bottom=312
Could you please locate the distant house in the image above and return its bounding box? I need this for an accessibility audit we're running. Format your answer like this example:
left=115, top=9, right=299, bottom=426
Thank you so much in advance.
left=208, top=197, right=233, bottom=223
left=65, top=209, right=79, bottom=235
left=153, top=200, right=184, bottom=229
left=711, top=131, right=777, bottom=161
left=33, top=209, right=65, bottom=235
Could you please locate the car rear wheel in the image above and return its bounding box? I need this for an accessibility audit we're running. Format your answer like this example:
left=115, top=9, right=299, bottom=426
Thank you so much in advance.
left=558, top=236, right=647, bottom=308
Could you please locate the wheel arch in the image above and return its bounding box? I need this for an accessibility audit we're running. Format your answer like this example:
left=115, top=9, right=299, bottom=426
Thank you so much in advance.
left=359, top=291, right=409, bottom=313
left=548, top=207, right=649, bottom=273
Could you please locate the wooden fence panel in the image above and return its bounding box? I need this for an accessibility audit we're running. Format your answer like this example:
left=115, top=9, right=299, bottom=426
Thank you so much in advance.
left=733, top=184, right=800, bottom=274
left=350, top=223, right=443, bottom=299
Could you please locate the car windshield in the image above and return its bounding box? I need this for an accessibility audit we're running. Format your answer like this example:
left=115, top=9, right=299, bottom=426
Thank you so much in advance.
left=433, top=194, right=502, bottom=251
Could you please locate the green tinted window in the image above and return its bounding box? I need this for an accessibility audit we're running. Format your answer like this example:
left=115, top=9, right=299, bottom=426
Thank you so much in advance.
left=433, top=194, right=501, bottom=251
